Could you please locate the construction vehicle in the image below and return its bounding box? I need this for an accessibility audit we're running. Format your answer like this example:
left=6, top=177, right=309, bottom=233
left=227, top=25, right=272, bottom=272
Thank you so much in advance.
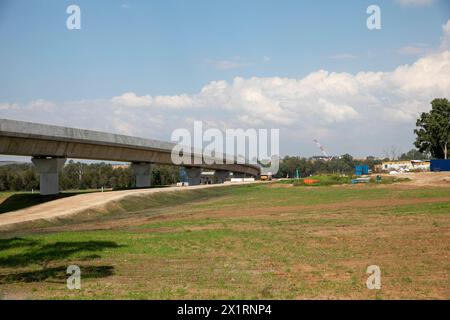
left=260, top=174, right=272, bottom=181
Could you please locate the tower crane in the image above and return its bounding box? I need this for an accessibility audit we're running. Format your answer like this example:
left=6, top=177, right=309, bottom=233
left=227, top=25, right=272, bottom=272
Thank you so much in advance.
left=313, top=139, right=332, bottom=160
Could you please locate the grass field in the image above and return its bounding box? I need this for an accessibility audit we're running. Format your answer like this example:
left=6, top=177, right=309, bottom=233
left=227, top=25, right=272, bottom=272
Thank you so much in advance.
left=0, top=181, right=449, bottom=299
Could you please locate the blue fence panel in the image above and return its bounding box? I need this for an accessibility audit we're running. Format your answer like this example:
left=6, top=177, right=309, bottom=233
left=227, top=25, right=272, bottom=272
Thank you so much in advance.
left=355, top=165, right=369, bottom=176
left=430, top=159, right=450, bottom=172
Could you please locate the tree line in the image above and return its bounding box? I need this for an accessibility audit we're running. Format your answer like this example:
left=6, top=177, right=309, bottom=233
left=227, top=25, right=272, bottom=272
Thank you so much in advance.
left=0, top=161, right=179, bottom=192
left=0, top=97, right=447, bottom=192
left=0, top=148, right=427, bottom=192
left=276, top=154, right=378, bottom=178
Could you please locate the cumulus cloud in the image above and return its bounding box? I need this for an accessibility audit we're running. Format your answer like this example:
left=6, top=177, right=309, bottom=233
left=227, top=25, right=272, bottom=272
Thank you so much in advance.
left=28, top=99, right=56, bottom=111
left=111, top=92, right=152, bottom=107
left=1, top=21, right=450, bottom=157
left=0, top=103, right=19, bottom=110
left=396, top=20, right=449, bottom=57
left=4, top=50, right=449, bottom=135
left=153, top=94, right=194, bottom=108
left=441, top=20, right=450, bottom=51
left=147, top=51, right=447, bottom=126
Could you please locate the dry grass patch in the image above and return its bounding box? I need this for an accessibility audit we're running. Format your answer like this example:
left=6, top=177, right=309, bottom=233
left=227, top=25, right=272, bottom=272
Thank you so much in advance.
left=0, top=183, right=449, bottom=299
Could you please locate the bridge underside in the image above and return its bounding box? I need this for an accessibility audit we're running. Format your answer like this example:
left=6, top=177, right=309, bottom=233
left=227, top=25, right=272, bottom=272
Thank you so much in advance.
left=0, top=119, right=260, bottom=194
left=0, top=136, right=259, bottom=176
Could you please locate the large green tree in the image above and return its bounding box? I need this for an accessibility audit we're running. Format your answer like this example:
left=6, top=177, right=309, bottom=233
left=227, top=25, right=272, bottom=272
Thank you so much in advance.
left=414, top=98, right=450, bottom=159
left=399, top=149, right=429, bottom=160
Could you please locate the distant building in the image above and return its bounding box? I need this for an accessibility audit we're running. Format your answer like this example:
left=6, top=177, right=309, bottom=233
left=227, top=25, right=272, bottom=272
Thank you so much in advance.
left=380, top=160, right=430, bottom=172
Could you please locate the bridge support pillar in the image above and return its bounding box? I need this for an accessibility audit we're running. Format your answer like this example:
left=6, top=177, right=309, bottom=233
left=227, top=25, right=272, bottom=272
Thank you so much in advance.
left=31, top=157, right=66, bottom=195
left=131, top=162, right=152, bottom=188
left=214, top=170, right=229, bottom=183
left=185, top=167, right=201, bottom=186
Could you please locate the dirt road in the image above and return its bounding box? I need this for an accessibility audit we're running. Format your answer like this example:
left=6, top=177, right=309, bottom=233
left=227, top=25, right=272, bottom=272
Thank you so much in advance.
left=0, top=182, right=257, bottom=228
left=1, top=172, right=449, bottom=229
left=394, top=171, right=450, bottom=186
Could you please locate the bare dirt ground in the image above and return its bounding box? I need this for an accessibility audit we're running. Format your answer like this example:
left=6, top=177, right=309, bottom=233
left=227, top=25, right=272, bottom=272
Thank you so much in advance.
left=0, top=172, right=448, bottom=229
left=394, top=171, right=450, bottom=187
left=0, top=172, right=449, bottom=299
left=0, top=182, right=257, bottom=228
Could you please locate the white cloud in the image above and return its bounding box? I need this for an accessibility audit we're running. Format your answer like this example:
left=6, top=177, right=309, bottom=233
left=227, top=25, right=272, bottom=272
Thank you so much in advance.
left=2, top=21, right=450, bottom=157
left=28, top=99, right=56, bottom=111
left=4, top=51, right=450, bottom=128
left=397, top=20, right=450, bottom=57
left=0, top=103, right=19, bottom=111
left=5, top=50, right=448, bottom=131
left=153, top=94, right=194, bottom=109
left=111, top=92, right=152, bottom=107
left=317, top=98, right=360, bottom=123
left=396, top=44, right=431, bottom=56
left=395, top=0, right=433, bottom=6
left=388, top=51, right=450, bottom=100
left=441, top=20, right=450, bottom=51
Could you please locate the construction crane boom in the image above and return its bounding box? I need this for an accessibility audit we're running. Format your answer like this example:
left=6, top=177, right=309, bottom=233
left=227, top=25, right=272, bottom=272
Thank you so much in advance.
left=313, top=139, right=330, bottom=158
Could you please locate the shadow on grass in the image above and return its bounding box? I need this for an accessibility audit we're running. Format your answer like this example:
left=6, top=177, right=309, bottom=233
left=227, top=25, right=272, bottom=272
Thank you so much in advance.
left=0, top=265, right=115, bottom=284
left=0, top=237, right=39, bottom=251
left=0, top=193, right=82, bottom=214
left=0, top=237, right=122, bottom=284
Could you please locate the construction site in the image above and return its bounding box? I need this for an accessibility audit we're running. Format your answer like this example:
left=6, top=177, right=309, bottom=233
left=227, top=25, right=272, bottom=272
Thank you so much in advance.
left=0, top=1, right=449, bottom=309
left=0, top=120, right=449, bottom=300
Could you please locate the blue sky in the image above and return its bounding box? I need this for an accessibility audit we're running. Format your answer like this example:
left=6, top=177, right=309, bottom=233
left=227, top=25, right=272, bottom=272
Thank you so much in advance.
left=0, top=0, right=448, bottom=101
left=0, top=0, right=449, bottom=158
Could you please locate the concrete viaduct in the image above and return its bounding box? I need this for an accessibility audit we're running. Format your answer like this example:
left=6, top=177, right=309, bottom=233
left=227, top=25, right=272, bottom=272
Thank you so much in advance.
left=0, top=119, right=260, bottom=195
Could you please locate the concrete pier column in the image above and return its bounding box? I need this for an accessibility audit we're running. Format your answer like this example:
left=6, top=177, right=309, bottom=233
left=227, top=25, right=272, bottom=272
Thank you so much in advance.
left=214, top=170, right=229, bottom=183
left=131, top=162, right=152, bottom=188
left=185, top=167, right=201, bottom=186
left=31, top=157, right=66, bottom=195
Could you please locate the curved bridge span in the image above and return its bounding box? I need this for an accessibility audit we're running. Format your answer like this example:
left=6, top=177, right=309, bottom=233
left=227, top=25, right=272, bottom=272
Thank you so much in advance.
left=0, top=119, right=260, bottom=194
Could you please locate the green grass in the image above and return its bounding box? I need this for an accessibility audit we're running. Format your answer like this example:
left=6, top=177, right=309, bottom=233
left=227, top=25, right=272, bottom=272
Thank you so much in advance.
left=5, top=182, right=448, bottom=232
left=297, top=175, right=352, bottom=186
left=188, top=183, right=447, bottom=209
left=384, top=201, right=450, bottom=216
left=278, top=174, right=410, bottom=187
left=0, top=182, right=449, bottom=299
